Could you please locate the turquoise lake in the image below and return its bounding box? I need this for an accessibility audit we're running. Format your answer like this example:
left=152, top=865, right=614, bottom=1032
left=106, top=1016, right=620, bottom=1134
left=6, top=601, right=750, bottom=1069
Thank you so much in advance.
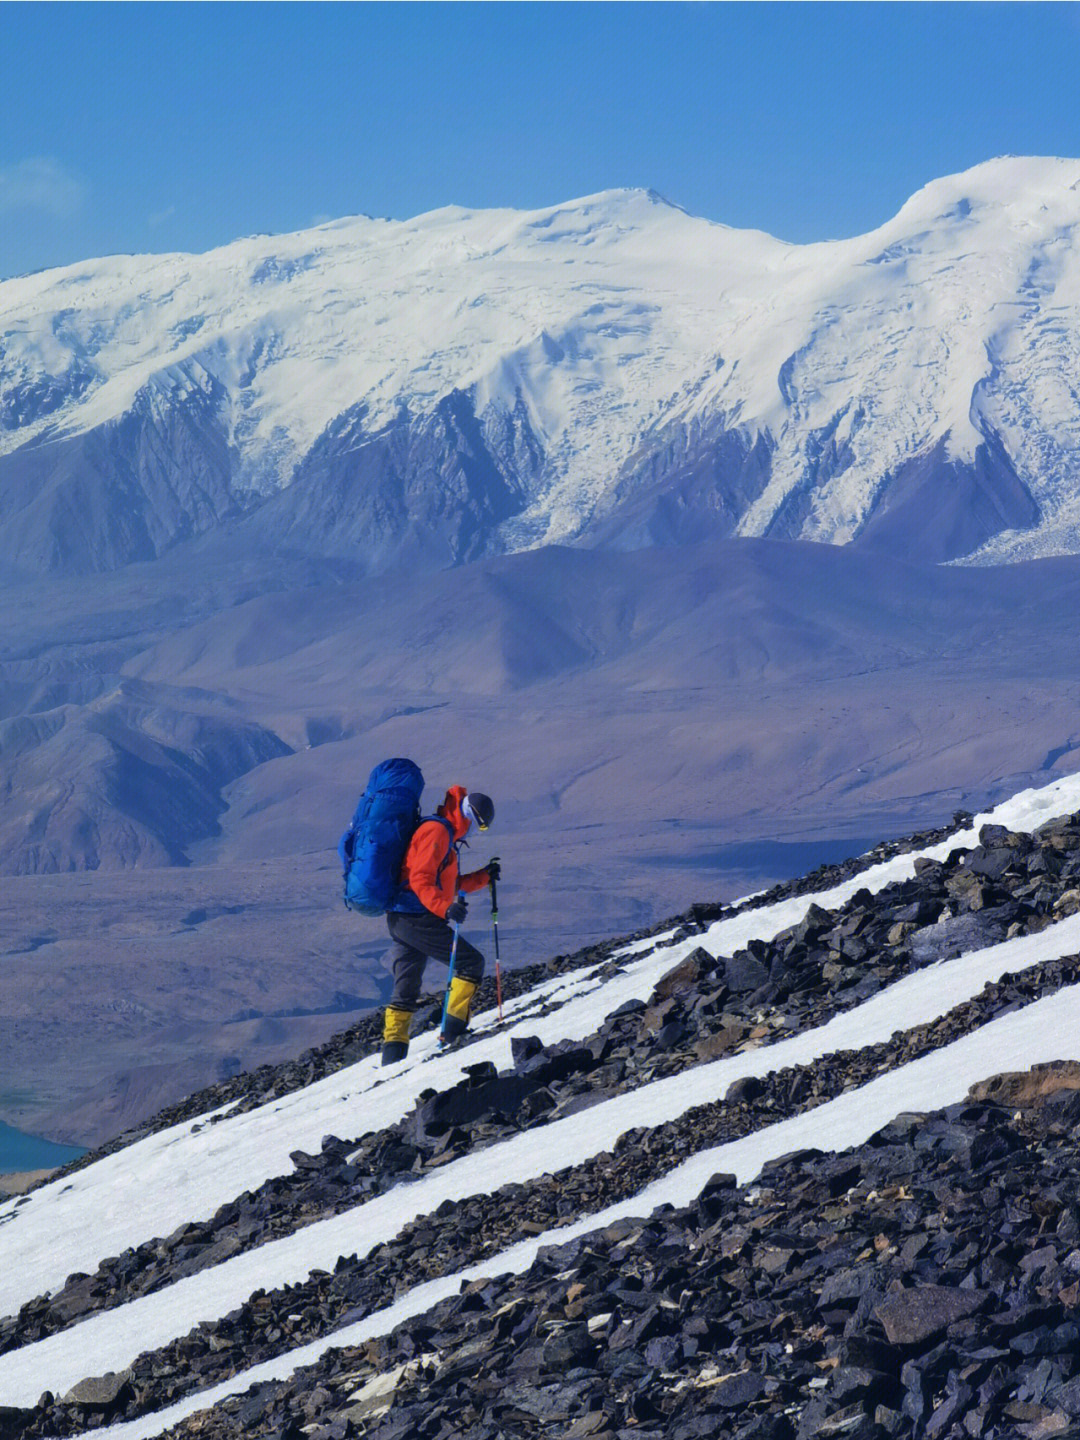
left=0, top=1121, right=85, bottom=1174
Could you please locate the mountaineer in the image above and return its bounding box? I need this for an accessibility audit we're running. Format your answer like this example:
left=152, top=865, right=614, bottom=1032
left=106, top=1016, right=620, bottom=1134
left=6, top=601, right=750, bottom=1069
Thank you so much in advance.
left=380, top=786, right=499, bottom=1064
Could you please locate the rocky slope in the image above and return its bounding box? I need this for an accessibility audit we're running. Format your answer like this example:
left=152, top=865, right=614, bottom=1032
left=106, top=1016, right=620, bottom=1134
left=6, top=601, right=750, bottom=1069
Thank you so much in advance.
left=6, top=779, right=1080, bottom=1437
left=135, top=1074, right=1080, bottom=1440
left=5, top=158, right=1080, bottom=575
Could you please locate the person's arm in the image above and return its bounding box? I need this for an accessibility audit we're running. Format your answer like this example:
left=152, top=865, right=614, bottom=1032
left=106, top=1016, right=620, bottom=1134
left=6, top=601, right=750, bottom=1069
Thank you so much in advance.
left=459, top=864, right=492, bottom=894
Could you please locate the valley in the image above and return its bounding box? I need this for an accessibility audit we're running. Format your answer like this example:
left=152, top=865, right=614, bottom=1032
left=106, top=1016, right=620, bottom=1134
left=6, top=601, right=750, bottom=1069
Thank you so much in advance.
left=2, top=538, right=1080, bottom=1144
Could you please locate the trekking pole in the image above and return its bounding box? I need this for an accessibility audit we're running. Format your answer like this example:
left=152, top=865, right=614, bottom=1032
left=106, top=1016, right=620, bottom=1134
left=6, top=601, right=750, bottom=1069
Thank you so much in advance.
left=441, top=890, right=465, bottom=1035
left=490, top=872, right=503, bottom=1023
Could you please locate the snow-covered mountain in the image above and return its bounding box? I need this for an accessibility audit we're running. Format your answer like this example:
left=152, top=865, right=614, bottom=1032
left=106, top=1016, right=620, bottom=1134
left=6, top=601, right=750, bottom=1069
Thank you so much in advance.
left=4, top=156, right=1080, bottom=576
left=6, top=773, right=1080, bottom=1438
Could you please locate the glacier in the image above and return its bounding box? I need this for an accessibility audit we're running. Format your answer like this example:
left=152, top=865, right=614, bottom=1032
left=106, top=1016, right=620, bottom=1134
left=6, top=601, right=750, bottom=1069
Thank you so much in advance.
left=3, top=158, right=1080, bottom=572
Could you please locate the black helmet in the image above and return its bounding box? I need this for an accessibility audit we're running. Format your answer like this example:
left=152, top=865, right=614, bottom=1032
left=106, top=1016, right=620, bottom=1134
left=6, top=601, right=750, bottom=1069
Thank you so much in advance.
left=463, top=792, right=494, bottom=830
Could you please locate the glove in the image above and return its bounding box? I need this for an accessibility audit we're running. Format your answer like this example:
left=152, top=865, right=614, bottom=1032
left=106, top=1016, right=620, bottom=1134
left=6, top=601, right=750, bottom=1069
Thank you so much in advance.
left=487, top=856, right=501, bottom=883
left=446, top=896, right=468, bottom=925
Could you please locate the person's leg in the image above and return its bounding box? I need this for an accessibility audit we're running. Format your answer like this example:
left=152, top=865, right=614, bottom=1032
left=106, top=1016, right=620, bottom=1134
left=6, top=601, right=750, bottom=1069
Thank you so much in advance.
left=381, top=916, right=428, bottom=1064
left=441, top=931, right=484, bottom=1043
left=386, top=911, right=486, bottom=1044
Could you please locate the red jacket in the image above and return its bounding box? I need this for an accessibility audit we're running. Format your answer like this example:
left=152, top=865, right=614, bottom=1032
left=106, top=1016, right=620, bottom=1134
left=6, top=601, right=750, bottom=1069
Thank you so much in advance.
left=398, top=786, right=491, bottom=919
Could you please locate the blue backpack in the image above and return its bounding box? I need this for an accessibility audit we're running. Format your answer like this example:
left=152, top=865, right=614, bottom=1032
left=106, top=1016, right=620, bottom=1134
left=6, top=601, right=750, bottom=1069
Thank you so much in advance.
left=339, top=758, right=425, bottom=915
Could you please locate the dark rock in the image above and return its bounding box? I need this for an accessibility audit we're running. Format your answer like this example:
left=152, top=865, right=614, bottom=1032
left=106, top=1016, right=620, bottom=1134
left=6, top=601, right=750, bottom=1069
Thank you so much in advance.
left=892, top=899, right=940, bottom=926
left=656, top=1021, right=687, bottom=1050
left=831, top=1365, right=893, bottom=1404
left=610, top=999, right=647, bottom=1018
left=542, top=1324, right=597, bottom=1371
left=875, top=1285, right=989, bottom=1345
left=723, top=951, right=771, bottom=994
left=923, top=1380, right=973, bottom=1437
left=738, top=1419, right=795, bottom=1440
left=715, top=1369, right=768, bottom=1407
left=966, top=847, right=1017, bottom=881
left=907, top=908, right=1012, bottom=963
left=798, top=1400, right=880, bottom=1438
left=819, top=1269, right=878, bottom=1310
left=416, top=1074, right=542, bottom=1135
left=726, top=1075, right=766, bottom=1104
left=462, top=1061, right=500, bottom=1085
left=60, top=1371, right=133, bottom=1407
left=510, top=1035, right=544, bottom=1067
left=1043, top=1090, right=1080, bottom=1126
left=651, top=949, right=711, bottom=1000
left=643, top=1335, right=680, bottom=1369
left=1050, top=1374, right=1080, bottom=1417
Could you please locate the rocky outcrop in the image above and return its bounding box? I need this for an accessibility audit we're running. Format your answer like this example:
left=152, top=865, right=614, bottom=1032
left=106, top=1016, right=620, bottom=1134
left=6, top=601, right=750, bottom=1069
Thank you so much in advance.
left=582, top=415, right=774, bottom=551
left=970, top=1061, right=1080, bottom=1110
left=239, top=389, right=541, bottom=571
left=852, top=432, right=1040, bottom=566
left=586, top=415, right=1041, bottom=566
left=0, top=383, right=541, bottom=579
left=0, top=381, right=1048, bottom=575
left=0, top=366, right=242, bottom=577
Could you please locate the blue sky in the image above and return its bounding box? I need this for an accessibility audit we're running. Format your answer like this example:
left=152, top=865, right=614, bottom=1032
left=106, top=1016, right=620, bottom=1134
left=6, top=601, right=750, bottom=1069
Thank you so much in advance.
left=2, top=2, right=1080, bottom=279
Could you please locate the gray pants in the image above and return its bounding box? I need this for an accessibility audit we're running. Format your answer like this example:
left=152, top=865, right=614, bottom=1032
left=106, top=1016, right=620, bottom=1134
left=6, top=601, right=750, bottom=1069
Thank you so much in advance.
left=386, top=910, right=484, bottom=1012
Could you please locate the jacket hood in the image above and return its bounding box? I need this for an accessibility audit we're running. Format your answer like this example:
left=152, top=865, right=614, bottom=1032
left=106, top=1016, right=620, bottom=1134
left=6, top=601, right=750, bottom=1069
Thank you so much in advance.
left=438, top=786, right=471, bottom=841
